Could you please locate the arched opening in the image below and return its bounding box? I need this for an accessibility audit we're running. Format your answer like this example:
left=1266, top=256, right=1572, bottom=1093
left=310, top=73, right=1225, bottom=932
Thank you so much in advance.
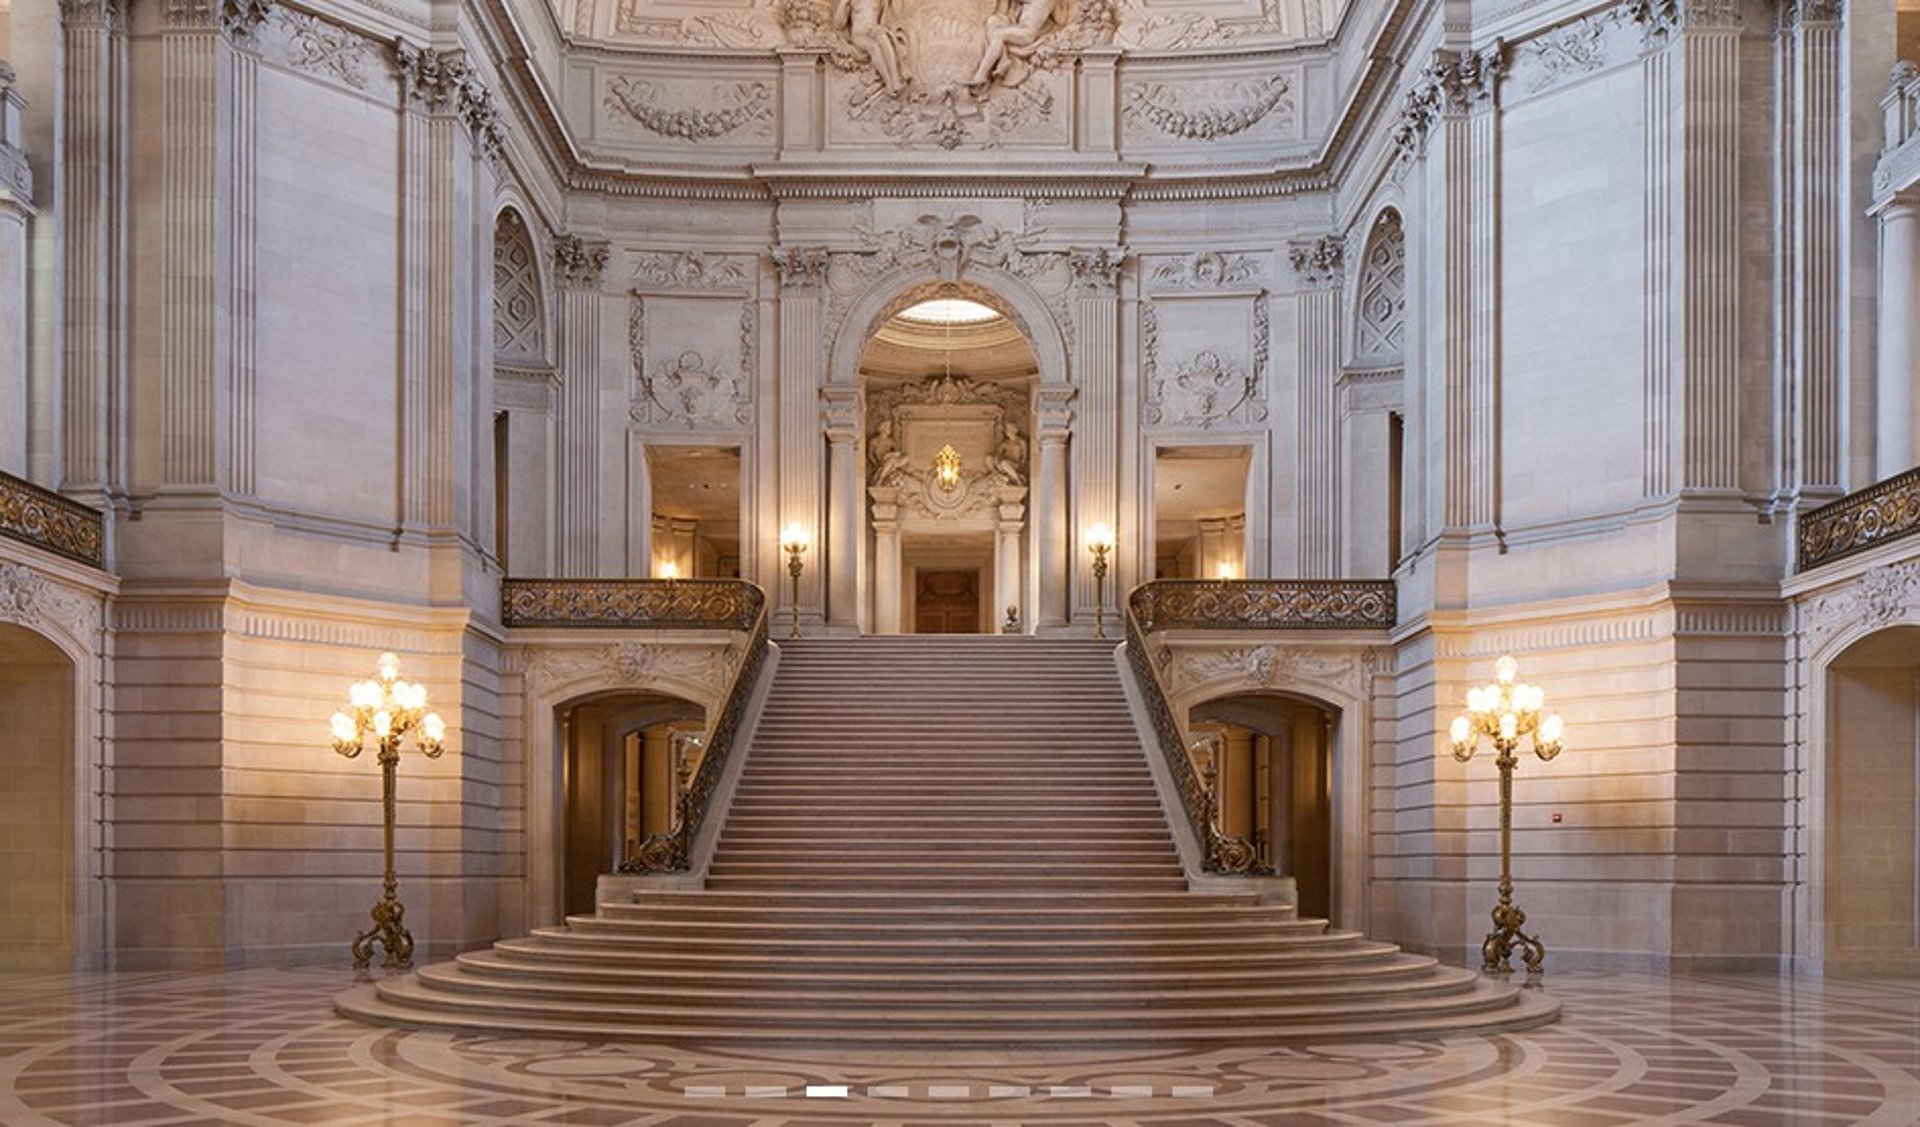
left=1190, top=692, right=1337, bottom=920
left=1153, top=445, right=1251, bottom=579
left=558, top=692, right=704, bottom=918
left=1346, top=208, right=1406, bottom=576
left=858, top=287, right=1038, bottom=633
left=1823, top=626, right=1920, bottom=973
left=0, top=623, right=76, bottom=970
left=492, top=206, right=553, bottom=575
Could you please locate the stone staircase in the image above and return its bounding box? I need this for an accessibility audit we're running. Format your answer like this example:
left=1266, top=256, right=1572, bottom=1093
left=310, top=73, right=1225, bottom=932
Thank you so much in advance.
left=340, top=636, right=1559, bottom=1044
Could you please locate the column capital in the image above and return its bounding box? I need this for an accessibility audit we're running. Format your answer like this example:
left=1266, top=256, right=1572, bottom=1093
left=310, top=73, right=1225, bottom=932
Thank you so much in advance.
left=1068, top=246, right=1123, bottom=293
left=1035, top=384, right=1076, bottom=441
left=391, top=40, right=506, bottom=158
left=553, top=235, right=610, bottom=289
left=772, top=245, right=830, bottom=290
left=1288, top=235, right=1345, bottom=288
left=1391, top=41, right=1506, bottom=160
left=820, top=384, right=861, bottom=441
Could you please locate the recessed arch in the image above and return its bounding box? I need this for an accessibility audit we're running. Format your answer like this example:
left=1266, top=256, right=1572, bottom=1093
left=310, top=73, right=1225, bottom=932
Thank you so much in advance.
left=828, top=267, right=1071, bottom=390
left=0, top=623, right=77, bottom=971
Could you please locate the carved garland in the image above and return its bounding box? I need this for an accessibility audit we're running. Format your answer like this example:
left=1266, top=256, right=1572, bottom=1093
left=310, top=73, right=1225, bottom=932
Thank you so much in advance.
left=603, top=78, right=772, bottom=141
left=1124, top=76, right=1291, bottom=141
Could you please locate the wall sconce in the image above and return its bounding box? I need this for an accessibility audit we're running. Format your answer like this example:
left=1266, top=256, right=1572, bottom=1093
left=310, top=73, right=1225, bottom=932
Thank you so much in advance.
left=656, top=560, right=680, bottom=581
left=1449, top=654, right=1564, bottom=980
left=329, top=652, right=449, bottom=972
left=780, top=522, right=809, bottom=639
left=1087, top=522, right=1114, bottom=640
left=1215, top=562, right=1237, bottom=580
left=933, top=444, right=962, bottom=492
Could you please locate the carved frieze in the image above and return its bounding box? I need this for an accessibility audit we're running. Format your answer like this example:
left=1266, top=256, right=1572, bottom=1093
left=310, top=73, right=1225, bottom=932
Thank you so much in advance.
left=391, top=42, right=505, bottom=157
left=603, top=77, right=773, bottom=141
left=1123, top=75, right=1291, bottom=142
left=1804, top=562, right=1920, bottom=652
left=631, top=250, right=752, bottom=290
left=255, top=6, right=384, bottom=92
left=1501, top=8, right=1641, bottom=100
left=1173, top=644, right=1361, bottom=696
left=1150, top=251, right=1263, bottom=290
left=522, top=641, right=730, bottom=695
left=0, top=563, right=98, bottom=640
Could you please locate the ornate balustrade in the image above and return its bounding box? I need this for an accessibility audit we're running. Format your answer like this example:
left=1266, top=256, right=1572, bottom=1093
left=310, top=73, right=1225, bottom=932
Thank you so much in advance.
left=1878, top=61, right=1920, bottom=204
left=502, top=577, right=770, bottom=874
left=502, top=577, right=764, bottom=631
left=1797, top=465, right=1920, bottom=573
left=0, top=471, right=105, bottom=568
left=1123, top=579, right=1394, bottom=876
left=1129, top=577, right=1396, bottom=633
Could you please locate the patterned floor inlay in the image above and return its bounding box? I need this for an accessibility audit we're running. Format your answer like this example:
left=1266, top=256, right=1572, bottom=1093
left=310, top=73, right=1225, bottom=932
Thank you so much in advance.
left=2, top=968, right=1919, bottom=1125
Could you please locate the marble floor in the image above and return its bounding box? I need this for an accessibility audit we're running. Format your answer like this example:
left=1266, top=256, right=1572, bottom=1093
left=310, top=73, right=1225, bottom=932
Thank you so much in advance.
left=2, top=967, right=1919, bottom=1125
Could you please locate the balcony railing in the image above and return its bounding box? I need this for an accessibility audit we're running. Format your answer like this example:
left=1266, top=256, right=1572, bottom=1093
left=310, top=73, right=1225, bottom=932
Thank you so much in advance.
left=1122, top=578, right=1395, bottom=876
left=1797, top=465, right=1920, bottom=573
left=0, top=471, right=105, bottom=568
left=501, top=577, right=769, bottom=873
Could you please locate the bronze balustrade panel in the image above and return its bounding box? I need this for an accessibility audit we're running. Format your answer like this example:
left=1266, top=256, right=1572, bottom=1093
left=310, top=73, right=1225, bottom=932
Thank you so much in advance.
left=502, top=578, right=765, bottom=631
left=1129, top=578, right=1396, bottom=633
left=1798, top=466, right=1920, bottom=573
left=0, top=472, right=105, bottom=568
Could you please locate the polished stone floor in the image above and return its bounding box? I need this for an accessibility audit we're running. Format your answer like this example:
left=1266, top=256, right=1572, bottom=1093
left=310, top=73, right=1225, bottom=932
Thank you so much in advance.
left=2, top=967, right=1919, bottom=1125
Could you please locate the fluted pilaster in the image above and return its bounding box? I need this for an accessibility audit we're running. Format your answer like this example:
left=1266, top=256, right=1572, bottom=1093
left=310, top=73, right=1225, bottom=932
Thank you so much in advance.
left=553, top=235, right=608, bottom=575
left=1291, top=236, right=1343, bottom=577
left=1069, top=248, right=1120, bottom=623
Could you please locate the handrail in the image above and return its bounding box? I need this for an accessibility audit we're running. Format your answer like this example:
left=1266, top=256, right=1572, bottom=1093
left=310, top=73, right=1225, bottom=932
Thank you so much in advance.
left=1129, top=577, right=1396, bottom=632
left=500, top=577, right=770, bottom=873
left=1797, top=464, right=1920, bottom=573
left=0, top=471, right=105, bottom=568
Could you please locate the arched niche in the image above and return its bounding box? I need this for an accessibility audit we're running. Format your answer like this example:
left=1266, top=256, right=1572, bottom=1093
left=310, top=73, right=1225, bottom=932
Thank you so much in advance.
left=0, top=623, right=78, bottom=970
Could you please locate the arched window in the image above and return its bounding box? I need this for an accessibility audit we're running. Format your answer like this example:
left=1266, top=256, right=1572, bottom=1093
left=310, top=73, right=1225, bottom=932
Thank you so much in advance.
left=493, top=208, right=546, bottom=365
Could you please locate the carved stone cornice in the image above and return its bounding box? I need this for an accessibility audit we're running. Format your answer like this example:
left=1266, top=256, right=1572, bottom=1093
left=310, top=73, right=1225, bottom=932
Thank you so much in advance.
left=1392, top=43, right=1507, bottom=159
left=771, top=245, right=829, bottom=290
left=1067, top=246, right=1123, bottom=292
left=1287, top=235, right=1344, bottom=287
left=391, top=41, right=506, bottom=158
left=552, top=235, right=610, bottom=289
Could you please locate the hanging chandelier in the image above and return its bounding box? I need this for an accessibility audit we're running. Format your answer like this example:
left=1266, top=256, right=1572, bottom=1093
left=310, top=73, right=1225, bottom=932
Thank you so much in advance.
left=933, top=444, right=962, bottom=492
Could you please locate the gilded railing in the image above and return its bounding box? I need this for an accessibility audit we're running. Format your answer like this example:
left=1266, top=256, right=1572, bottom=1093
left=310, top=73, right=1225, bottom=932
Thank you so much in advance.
left=0, top=471, right=105, bottom=568
left=1797, top=465, right=1920, bottom=573
left=1129, top=577, right=1396, bottom=632
left=502, top=577, right=763, bottom=631
left=501, top=577, right=770, bottom=874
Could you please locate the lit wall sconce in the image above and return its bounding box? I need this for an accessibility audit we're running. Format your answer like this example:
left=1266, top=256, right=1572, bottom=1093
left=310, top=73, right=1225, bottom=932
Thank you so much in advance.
left=656, top=560, right=680, bottom=580
left=1215, top=562, right=1237, bottom=580
left=780, top=522, right=809, bottom=639
left=1087, top=522, right=1114, bottom=640
left=329, top=651, right=449, bottom=972
left=933, top=444, right=962, bottom=492
left=1449, top=654, right=1565, bottom=980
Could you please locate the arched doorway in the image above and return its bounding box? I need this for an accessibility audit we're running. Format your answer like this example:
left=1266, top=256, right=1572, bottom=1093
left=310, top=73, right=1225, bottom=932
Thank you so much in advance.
left=558, top=692, right=704, bottom=917
left=1823, top=626, right=1920, bottom=974
left=1191, top=693, right=1338, bottom=920
left=0, top=624, right=76, bottom=970
left=856, top=289, right=1039, bottom=633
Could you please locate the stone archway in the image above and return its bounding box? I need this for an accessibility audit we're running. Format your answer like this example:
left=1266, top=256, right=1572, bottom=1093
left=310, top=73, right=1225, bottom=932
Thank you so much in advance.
left=1818, top=625, right=1920, bottom=974
left=829, top=270, right=1072, bottom=634
left=1191, top=692, right=1338, bottom=920
left=0, top=623, right=77, bottom=970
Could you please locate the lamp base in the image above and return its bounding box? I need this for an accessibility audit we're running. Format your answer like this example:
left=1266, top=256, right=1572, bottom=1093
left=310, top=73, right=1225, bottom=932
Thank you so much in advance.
left=350, top=893, right=415, bottom=972
left=1481, top=899, right=1545, bottom=980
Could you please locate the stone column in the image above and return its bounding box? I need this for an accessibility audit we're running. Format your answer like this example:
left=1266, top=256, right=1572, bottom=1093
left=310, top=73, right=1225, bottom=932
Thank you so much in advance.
left=1778, top=0, right=1844, bottom=501
left=0, top=64, right=32, bottom=478
left=871, top=490, right=901, bottom=633
left=1033, top=385, right=1076, bottom=629
left=553, top=235, right=608, bottom=576
left=1878, top=197, right=1920, bottom=479
left=1290, top=235, right=1344, bottom=576
left=56, top=0, right=119, bottom=497
left=821, top=384, right=862, bottom=632
left=773, top=247, right=828, bottom=628
left=1068, top=248, right=1121, bottom=625
left=994, top=502, right=1024, bottom=633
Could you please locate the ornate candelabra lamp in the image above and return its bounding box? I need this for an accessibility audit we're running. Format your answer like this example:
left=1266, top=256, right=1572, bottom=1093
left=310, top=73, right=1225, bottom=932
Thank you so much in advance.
left=1088, top=522, right=1114, bottom=640
left=933, top=444, right=962, bottom=492
left=780, top=522, right=809, bottom=639
left=329, top=652, right=448, bottom=971
left=1449, top=655, right=1564, bottom=979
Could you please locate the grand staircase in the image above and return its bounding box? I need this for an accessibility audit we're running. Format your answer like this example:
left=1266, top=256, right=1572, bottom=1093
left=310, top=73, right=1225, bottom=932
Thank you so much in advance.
left=340, top=636, right=1559, bottom=1044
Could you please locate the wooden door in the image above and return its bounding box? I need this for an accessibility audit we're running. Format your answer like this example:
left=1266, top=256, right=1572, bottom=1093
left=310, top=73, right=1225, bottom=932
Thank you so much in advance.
left=914, top=569, right=981, bottom=634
